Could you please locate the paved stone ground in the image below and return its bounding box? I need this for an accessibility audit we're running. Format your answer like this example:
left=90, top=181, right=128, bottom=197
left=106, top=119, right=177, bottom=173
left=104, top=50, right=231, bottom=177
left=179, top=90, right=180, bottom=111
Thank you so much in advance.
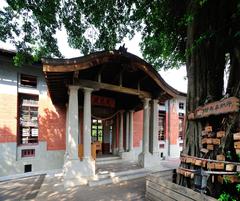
left=36, top=175, right=145, bottom=201
left=0, top=175, right=145, bottom=201
left=0, top=158, right=179, bottom=201
left=96, top=161, right=142, bottom=174
left=0, top=175, right=45, bottom=201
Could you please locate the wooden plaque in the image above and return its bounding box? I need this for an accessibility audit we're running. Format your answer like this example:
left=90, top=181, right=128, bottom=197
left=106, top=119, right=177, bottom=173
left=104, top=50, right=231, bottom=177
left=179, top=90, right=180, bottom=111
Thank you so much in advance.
left=207, top=162, right=215, bottom=169
left=188, top=97, right=239, bottom=119
left=202, top=138, right=208, bottom=144
left=207, top=138, right=213, bottom=144
left=195, top=159, right=202, bottom=166
left=200, top=148, right=209, bottom=154
left=234, top=141, right=240, bottom=149
left=235, top=149, right=240, bottom=154
left=233, top=132, right=240, bottom=141
left=217, top=131, right=225, bottom=138
left=213, top=138, right=221, bottom=145
left=226, top=164, right=235, bottom=171
left=205, top=126, right=213, bottom=133
left=215, top=163, right=224, bottom=170
left=207, top=144, right=214, bottom=150
left=216, top=154, right=225, bottom=161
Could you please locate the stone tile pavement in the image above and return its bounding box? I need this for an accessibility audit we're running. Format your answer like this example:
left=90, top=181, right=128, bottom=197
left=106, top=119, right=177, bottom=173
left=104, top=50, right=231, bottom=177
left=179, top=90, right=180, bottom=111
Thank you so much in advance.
left=0, top=158, right=179, bottom=201
left=0, top=174, right=145, bottom=201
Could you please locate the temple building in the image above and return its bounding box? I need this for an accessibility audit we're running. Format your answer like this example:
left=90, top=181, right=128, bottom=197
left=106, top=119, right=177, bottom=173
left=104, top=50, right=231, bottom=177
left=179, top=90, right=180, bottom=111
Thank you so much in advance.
left=0, top=48, right=186, bottom=186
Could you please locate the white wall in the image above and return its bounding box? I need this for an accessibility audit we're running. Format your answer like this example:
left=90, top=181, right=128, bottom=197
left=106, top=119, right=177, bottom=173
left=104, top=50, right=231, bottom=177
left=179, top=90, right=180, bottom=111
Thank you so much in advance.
left=0, top=56, right=65, bottom=177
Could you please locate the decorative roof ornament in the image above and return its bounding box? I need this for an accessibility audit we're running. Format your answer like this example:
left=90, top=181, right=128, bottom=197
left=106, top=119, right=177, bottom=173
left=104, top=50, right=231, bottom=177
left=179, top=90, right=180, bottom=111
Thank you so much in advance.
left=118, top=44, right=128, bottom=53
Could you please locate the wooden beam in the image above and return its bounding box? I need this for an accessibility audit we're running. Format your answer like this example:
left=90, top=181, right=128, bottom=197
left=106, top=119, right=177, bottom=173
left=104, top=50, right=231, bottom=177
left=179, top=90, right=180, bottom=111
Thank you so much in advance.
left=75, top=79, right=151, bottom=98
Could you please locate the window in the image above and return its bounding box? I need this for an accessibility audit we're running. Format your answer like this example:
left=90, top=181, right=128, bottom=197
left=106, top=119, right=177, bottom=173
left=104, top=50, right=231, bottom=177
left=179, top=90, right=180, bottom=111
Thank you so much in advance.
left=158, top=111, right=166, bottom=141
left=24, top=164, right=32, bottom=173
left=159, top=102, right=165, bottom=106
left=19, top=94, right=39, bottom=145
left=91, top=119, right=103, bottom=142
left=20, top=74, right=37, bottom=88
left=179, top=113, right=184, bottom=140
left=179, top=102, right=184, bottom=110
left=22, top=149, right=35, bottom=157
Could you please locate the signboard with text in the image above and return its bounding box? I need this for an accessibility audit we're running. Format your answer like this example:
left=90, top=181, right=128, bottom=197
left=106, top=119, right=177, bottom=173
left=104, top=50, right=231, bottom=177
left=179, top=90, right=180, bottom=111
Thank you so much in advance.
left=188, top=97, right=239, bottom=120
left=91, top=95, right=115, bottom=108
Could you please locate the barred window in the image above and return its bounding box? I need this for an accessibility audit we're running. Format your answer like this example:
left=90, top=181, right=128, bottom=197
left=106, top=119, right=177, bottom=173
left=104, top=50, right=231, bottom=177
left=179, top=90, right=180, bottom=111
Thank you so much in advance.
left=158, top=111, right=166, bottom=141
left=179, top=113, right=184, bottom=140
left=18, top=94, right=39, bottom=145
left=179, top=102, right=184, bottom=110
left=20, top=74, right=37, bottom=88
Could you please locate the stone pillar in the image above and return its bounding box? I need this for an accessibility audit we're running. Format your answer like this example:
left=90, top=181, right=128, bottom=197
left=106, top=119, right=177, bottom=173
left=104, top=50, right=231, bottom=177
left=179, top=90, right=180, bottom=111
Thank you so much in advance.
left=119, top=111, right=124, bottom=153
left=83, top=88, right=93, bottom=160
left=65, top=104, right=69, bottom=161
left=129, top=110, right=134, bottom=151
left=63, top=86, right=95, bottom=187
left=152, top=99, right=159, bottom=155
left=138, top=98, right=152, bottom=168
left=112, top=116, right=117, bottom=155
left=142, top=98, right=150, bottom=154
left=67, top=86, right=80, bottom=160
left=125, top=112, right=129, bottom=151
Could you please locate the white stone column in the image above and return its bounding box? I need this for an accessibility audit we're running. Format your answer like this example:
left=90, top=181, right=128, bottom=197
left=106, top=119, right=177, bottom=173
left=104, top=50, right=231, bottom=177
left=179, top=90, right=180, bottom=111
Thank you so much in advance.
left=138, top=98, right=153, bottom=168
left=64, top=86, right=95, bottom=188
left=112, top=117, right=117, bottom=154
left=129, top=110, right=134, bottom=151
left=67, top=85, right=80, bottom=160
left=152, top=99, right=159, bottom=155
left=83, top=87, right=93, bottom=160
left=125, top=112, right=129, bottom=151
left=119, top=111, right=124, bottom=153
left=142, top=98, right=150, bottom=154
left=65, top=104, right=69, bottom=161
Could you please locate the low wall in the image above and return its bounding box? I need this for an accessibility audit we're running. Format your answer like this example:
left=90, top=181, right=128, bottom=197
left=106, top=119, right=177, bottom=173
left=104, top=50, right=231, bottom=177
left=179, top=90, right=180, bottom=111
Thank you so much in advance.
left=145, top=170, right=217, bottom=201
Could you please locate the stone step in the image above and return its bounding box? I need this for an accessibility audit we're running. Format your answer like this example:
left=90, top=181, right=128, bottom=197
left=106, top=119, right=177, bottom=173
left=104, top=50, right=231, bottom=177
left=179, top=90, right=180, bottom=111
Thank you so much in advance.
left=96, top=156, right=121, bottom=162
left=95, top=157, right=122, bottom=165
left=89, top=168, right=148, bottom=187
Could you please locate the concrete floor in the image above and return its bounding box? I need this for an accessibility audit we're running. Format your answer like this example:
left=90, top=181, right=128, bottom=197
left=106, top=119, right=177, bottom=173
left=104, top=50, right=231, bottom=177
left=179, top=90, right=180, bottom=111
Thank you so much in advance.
left=0, top=175, right=45, bottom=201
left=0, top=175, right=145, bottom=201
left=0, top=158, right=180, bottom=201
left=96, top=161, right=141, bottom=174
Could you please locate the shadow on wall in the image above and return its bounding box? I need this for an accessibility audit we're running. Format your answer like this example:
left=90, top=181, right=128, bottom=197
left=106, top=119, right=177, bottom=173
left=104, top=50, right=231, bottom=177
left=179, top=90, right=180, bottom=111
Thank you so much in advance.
left=0, top=126, right=16, bottom=143
left=38, top=107, right=66, bottom=150
left=0, top=126, right=17, bottom=176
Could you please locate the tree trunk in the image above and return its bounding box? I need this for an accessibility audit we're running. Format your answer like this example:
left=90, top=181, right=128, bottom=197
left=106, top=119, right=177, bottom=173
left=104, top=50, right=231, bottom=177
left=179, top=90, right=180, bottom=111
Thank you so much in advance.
left=179, top=0, right=240, bottom=196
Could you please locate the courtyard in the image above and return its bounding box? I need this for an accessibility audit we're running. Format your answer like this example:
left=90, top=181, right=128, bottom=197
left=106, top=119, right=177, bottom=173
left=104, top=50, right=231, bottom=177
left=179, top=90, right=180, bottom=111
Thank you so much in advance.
left=0, top=158, right=179, bottom=201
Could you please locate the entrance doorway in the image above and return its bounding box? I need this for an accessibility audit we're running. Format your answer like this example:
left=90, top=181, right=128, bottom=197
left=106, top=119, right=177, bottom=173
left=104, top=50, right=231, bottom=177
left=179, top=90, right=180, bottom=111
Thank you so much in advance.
left=91, top=118, right=113, bottom=156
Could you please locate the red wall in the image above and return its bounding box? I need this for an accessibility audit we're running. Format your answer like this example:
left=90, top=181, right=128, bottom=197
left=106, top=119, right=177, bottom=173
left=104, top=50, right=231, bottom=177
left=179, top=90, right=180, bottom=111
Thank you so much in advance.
left=38, top=92, right=66, bottom=150
left=165, top=111, right=169, bottom=141
left=133, top=110, right=143, bottom=147
left=0, top=94, right=17, bottom=143
left=169, top=103, right=179, bottom=144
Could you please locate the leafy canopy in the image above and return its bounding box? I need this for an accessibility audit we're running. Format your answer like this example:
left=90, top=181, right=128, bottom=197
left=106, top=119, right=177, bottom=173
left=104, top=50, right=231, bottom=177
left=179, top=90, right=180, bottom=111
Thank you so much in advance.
left=0, top=0, right=187, bottom=68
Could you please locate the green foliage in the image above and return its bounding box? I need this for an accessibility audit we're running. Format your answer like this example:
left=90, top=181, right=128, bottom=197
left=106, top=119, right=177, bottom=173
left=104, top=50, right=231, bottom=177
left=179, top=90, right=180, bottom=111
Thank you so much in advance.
left=219, top=176, right=240, bottom=201
left=223, top=176, right=231, bottom=184
left=236, top=184, right=240, bottom=192
left=226, top=151, right=232, bottom=160
left=0, top=0, right=62, bottom=60
left=237, top=153, right=240, bottom=162
left=0, top=0, right=240, bottom=70
left=0, top=0, right=188, bottom=69
left=218, top=192, right=231, bottom=201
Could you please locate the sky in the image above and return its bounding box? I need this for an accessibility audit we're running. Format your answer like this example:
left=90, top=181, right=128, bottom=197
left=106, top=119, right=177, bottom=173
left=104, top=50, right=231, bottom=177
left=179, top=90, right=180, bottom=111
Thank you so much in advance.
left=0, top=0, right=187, bottom=93
left=56, top=29, right=188, bottom=93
